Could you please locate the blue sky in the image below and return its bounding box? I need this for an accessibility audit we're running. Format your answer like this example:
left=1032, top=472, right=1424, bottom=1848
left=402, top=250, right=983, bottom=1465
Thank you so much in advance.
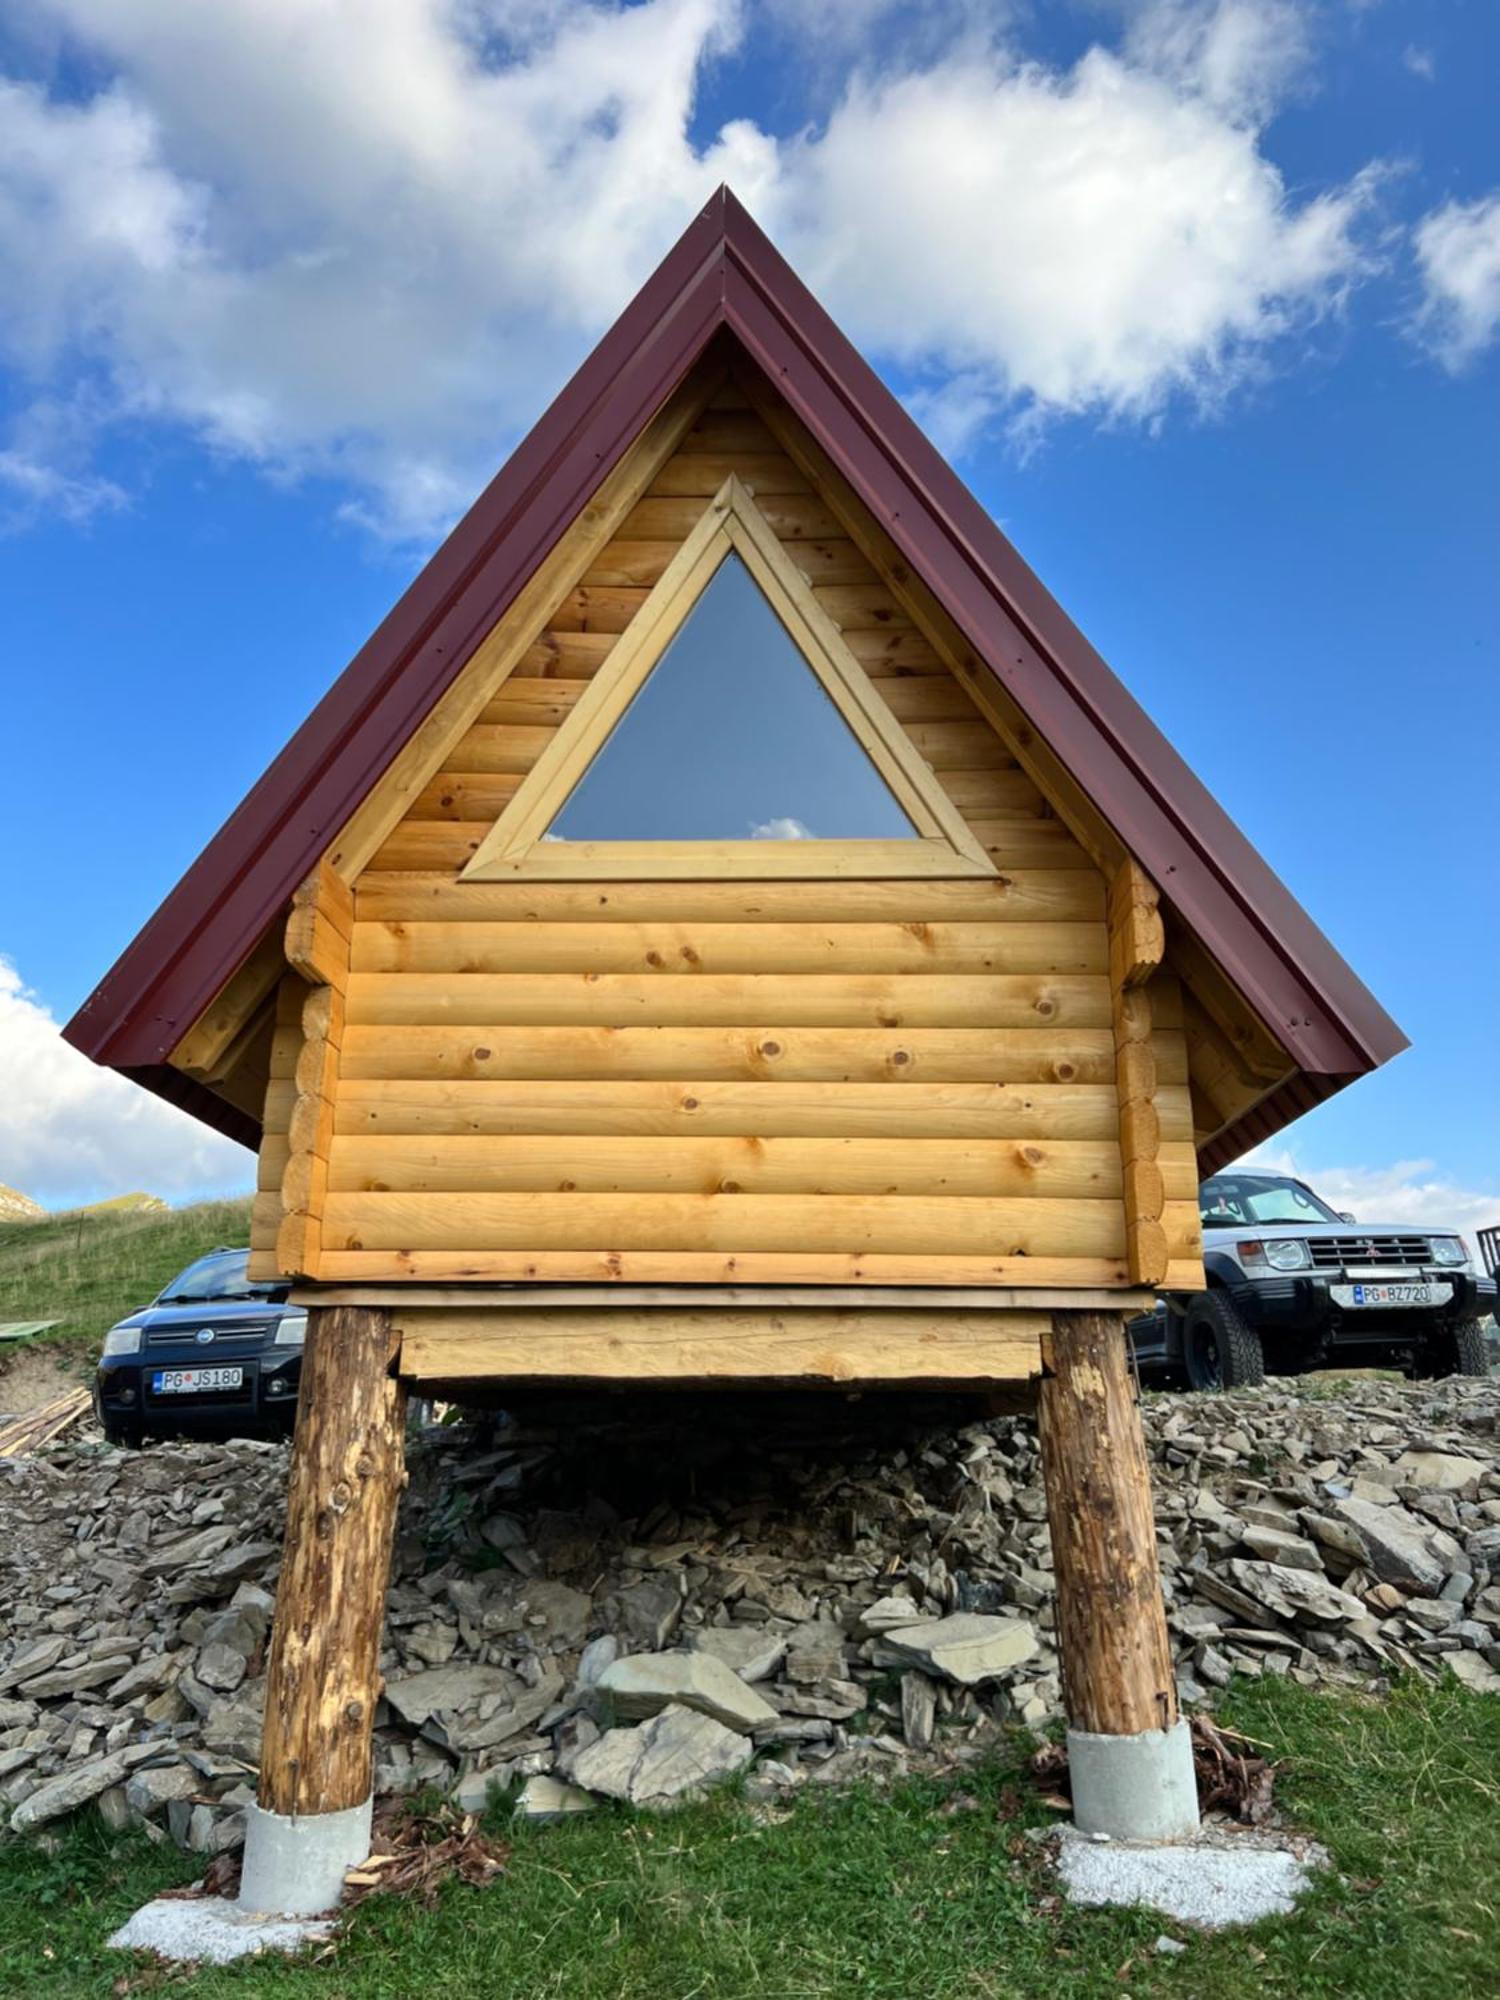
left=0, top=0, right=1496, bottom=1238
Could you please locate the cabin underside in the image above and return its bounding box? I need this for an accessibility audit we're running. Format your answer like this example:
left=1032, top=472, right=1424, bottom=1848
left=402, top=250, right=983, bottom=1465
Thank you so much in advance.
left=150, top=342, right=1317, bottom=1385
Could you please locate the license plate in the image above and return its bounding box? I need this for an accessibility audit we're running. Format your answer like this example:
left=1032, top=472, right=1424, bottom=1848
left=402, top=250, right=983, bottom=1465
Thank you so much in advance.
left=151, top=1366, right=244, bottom=1394
left=1331, top=1283, right=1447, bottom=1309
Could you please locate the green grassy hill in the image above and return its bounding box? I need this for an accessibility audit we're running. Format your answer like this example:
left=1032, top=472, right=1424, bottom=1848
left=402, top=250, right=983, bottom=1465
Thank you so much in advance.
left=0, top=1196, right=256, bottom=1358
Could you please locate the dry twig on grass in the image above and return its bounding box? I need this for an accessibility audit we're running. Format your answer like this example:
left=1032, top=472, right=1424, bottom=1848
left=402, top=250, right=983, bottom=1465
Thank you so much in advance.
left=342, top=1798, right=511, bottom=1908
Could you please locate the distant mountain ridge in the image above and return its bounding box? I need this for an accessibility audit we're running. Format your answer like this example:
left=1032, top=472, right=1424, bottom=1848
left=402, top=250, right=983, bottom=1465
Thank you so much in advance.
left=0, top=1185, right=44, bottom=1224
left=0, top=1188, right=167, bottom=1226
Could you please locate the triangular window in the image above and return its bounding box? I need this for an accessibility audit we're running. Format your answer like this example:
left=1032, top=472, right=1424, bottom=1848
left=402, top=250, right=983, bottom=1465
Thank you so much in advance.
left=460, top=476, right=995, bottom=880
left=545, top=555, right=918, bottom=844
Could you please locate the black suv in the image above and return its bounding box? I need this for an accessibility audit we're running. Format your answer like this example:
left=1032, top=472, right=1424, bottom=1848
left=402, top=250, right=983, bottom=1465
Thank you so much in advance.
left=94, top=1247, right=305, bottom=1446
left=1130, top=1170, right=1496, bottom=1390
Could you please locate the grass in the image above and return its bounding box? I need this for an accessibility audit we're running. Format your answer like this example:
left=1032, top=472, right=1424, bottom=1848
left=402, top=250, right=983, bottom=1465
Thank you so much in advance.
left=3, top=1675, right=1498, bottom=1999
left=0, top=1196, right=256, bottom=1364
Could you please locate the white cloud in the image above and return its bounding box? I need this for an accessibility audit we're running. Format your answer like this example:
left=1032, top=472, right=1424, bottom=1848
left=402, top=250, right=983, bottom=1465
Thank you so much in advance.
left=1401, top=44, right=1435, bottom=82
left=0, top=958, right=251, bottom=1210
left=1244, top=1145, right=1500, bottom=1264
left=749, top=816, right=813, bottom=839
left=1412, top=191, right=1500, bottom=368
left=0, top=0, right=1384, bottom=537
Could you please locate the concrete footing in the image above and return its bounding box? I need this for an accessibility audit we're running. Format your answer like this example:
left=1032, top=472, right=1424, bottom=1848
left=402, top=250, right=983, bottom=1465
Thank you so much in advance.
left=109, top=1897, right=335, bottom=1966
left=1067, top=1719, right=1200, bottom=1842
left=238, top=1795, right=373, bottom=1917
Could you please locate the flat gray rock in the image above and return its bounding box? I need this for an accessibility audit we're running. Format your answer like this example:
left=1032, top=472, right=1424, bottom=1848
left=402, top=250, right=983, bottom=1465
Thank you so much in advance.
left=1394, top=1451, right=1484, bottom=1493
left=1329, top=1496, right=1464, bottom=1595
left=383, top=1664, right=514, bottom=1727
left=598, top=1651, right=776, bottom=1733
left=689, top=1628, right=787, bottom=1683
left=572, top=1703, right=752, bottom=1806
left=11, top=1747, right=148, bottom=1832
left=885, top=1614, right=1037, bottom=1686
left=514, top=1774, right=595, bottom=1821
left=1227, top=1560, right=1365, bottom=1627
left=859, top=1595, right=925, bottom=1635
left=1239, top=1525, right=1323, bottom=1572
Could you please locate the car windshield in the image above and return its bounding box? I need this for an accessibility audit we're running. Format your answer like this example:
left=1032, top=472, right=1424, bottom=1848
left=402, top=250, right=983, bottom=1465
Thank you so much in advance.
left=156, top=1250, right=286, bottom=1305
left=1199, top=1176, right=1342, bottom=1229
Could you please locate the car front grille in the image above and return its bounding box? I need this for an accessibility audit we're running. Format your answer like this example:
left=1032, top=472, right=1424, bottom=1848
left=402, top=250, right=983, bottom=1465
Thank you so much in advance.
left=1307, top=1236, right=1432, bottom=1270
left=145, top=1322, right=275, bottom=1348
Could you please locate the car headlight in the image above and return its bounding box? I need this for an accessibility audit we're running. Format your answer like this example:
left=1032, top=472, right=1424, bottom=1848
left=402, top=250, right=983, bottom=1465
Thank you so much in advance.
left=1236, top=1238, right=1311, bottom=1271
left=102, top=1325, right=142, bottom=1357
left=273, top=1312, right=308, bottom=1346
left=1430, top=1237, right=1470, bottom=1268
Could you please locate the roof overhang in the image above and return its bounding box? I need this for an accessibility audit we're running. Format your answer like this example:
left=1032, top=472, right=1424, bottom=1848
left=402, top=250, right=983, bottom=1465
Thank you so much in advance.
left=65, top=187, right=1406, bottom=1165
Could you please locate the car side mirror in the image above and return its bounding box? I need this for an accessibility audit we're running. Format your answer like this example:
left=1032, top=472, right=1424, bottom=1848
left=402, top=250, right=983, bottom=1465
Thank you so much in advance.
left=1339, top=1212, right=1357, bottom=1224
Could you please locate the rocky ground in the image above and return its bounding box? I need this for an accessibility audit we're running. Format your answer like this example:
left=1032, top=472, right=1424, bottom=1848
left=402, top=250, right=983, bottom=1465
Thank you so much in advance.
left=2, top=1378, right=1498, bottom=1858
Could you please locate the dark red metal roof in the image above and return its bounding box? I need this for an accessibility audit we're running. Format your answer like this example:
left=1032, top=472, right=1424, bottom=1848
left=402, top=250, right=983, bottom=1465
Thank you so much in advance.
left=65, top=187, right=1405, bottom=1162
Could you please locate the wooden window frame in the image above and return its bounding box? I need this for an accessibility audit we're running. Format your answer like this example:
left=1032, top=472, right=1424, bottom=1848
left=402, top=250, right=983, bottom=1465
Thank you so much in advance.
left=459, top=476, right=996, bottom=882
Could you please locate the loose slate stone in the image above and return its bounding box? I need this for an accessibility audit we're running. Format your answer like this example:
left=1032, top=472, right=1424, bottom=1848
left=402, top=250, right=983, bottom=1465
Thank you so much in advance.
left=514, top=1773, right=595, bottom=1821
left=598, top=1652, right=777, bottom=1733
left=885, top=1614, right=1038, bottom=1686
left=572, top=1704, right=752, bottom=1806
left=1329, top=1497, right=1464, bottom=1596
left=689, top=1628, right=787, bottom=1683
left=1394, top=1451, right=1484, bottom=1494
left=383, top=1664, right=515, bottom=1728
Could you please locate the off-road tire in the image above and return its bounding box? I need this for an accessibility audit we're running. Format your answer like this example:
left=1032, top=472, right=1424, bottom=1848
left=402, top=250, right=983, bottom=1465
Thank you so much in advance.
left=1418, top=1318, right=1490, bottom=1381
left=102, top=1423, right=144, bottom=1450
left=1183, top=1289, right=1266, bottom=1392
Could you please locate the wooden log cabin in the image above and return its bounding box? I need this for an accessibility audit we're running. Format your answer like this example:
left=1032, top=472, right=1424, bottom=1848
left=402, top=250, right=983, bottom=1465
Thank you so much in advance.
left=67, top=191, right=1404, bottom=1904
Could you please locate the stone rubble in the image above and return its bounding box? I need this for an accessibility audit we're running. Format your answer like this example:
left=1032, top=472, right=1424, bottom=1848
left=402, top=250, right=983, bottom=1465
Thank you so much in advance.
left=3, top=1377, right=1500, bottom=1855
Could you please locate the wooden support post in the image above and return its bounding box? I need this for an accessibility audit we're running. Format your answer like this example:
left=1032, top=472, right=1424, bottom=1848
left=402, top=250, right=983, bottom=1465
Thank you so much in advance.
left=253, top=1306, right=404, bottom=1854
left=1037, top=1308, right=1198, bottom=1838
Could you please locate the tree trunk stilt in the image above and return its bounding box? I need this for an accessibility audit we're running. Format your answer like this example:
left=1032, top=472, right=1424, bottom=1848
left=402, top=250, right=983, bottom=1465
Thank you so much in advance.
left=241, top=1304, right=405, bottom=1914
left=1037, top=1309, right=1198, bottom=1840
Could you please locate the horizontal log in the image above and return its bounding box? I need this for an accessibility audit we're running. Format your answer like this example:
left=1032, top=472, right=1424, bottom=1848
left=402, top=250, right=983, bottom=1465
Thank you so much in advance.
left=338, top=1024, right=1146, bottom=1083
left=648, top=453, right=810, bottom=495
left=813, top=584, right=913, bottom=629
left=344, top=971, right=1113, bottom=1029
left=353, top=872, right=1107, bottom=925
left=968, top=821, right=1097, bottom=870
left=351, top=921, right=1109, bottom=977
left=448, top=724, right=552, bottom=774
left=940, top=770, right=1046, bottom=816
left=514, top=631, right=620, bottom=677
left=619, top=492, right=844, bottom=540
left=328, top=1134, right=1149, bottom=1199
left=584, top=537, right=871, bottom=588
left=333, top=1078, right=1129, bottom=1140
left=480, top=681, right=587, bottom=727
left=322, top=1190, right=1128, bottom=1258
left=873, top=677, right=981, bottom=722
left=395, top=1309, right=1045, bottom=1387
left=549, top=586, right=650, bottom=633
left=676, top=412, right=782, bottom=454
left=408, top=773, right=521, bottom=821
left=901, top=720, right=1013, bottom=770
left=368, top=822, right=487, bottom=871
left=319, top=1248, right=1134, bottom=1285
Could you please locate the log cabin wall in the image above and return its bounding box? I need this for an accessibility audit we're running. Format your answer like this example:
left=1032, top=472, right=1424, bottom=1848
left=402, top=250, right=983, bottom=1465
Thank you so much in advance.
left=256, top=375, right=1203, bottom=1290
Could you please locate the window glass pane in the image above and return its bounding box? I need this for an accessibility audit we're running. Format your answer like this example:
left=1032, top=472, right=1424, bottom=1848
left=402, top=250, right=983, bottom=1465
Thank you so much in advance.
left=545, top=554, right=918, bottom=841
